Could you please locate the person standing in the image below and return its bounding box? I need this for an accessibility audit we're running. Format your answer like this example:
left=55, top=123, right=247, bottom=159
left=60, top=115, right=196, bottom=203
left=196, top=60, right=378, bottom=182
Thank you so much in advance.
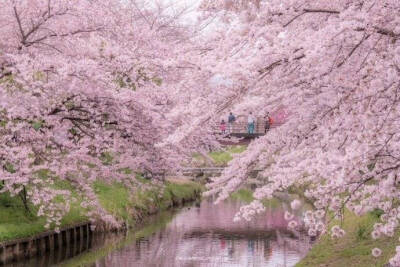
left=228, top=112, right=236, bottom=134
left=247, top=112, right=255, bottom=134
left=220, top=119, right=226, bottom=134
left=264, top=112, right=271, bottom=133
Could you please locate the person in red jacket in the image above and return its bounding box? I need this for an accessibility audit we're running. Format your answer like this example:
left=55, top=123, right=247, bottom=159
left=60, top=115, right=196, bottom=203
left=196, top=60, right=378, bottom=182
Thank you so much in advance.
left=220, top=119, right=227, bottom=134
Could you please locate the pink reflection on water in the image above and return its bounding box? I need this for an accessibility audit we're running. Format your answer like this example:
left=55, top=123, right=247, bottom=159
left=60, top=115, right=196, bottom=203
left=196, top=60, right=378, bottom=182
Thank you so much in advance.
left=96, top=199, right=311, bottom=267
left=171, top=200, right=292, bottom=233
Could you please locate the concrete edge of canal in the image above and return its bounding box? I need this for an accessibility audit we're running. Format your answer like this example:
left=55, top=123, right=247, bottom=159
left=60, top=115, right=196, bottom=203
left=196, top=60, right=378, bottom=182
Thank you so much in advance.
left=0, top=222, right=91, bottom=265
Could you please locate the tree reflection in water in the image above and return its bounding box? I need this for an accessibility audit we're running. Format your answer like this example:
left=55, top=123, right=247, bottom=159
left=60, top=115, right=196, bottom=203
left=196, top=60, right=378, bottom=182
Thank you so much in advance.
left=92, top=198, right=312, bottom=267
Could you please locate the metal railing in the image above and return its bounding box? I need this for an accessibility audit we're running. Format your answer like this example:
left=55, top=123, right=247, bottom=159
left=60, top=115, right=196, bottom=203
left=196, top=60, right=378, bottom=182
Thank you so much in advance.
left=213, top=120, right=283, bottom=135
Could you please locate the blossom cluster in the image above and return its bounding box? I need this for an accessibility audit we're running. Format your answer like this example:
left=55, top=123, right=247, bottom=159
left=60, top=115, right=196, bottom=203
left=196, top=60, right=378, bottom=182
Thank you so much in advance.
left=0, top=0, right=211, bottom=229
left=199, top=0, right=400, bottom=262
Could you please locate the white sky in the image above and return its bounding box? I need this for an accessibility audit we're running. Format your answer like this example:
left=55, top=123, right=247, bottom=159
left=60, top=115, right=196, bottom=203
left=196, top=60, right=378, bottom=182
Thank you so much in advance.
left=159, top=0, right=201, bottom=25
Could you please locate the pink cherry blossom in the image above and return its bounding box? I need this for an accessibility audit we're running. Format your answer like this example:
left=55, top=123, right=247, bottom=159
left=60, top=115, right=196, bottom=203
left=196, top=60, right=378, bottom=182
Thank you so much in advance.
left=197, top=0, right=400, bottom=261
left=290, top=199, right=301, bottom=210
left=372, top=248, right=382, bottom=258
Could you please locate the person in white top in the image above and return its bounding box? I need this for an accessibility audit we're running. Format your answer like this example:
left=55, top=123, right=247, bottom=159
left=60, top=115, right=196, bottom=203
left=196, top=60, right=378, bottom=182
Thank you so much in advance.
left=247, top=112, right=255, bottom=134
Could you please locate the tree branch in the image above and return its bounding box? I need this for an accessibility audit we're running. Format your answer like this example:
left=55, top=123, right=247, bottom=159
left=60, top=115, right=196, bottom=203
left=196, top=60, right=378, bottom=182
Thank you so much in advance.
left=284, top=9, right=340, bottom=27
left=13, top=6, right=25, bottom=44
left=303, top=9, right=340, bottom=14
left=337, top=33, right=370, bottom=67
left=25, top=28, right=102, bottom=47
left=375, top=27, right=400, bottom=41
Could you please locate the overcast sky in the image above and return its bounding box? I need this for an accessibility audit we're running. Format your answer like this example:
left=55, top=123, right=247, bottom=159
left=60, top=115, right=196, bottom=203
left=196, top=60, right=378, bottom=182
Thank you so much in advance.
left=160, top=0, right=200, bottom=25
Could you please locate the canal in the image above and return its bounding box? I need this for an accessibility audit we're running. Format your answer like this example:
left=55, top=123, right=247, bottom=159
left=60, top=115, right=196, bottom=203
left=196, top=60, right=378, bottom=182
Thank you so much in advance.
left=6, top=198, right=312, bottom=267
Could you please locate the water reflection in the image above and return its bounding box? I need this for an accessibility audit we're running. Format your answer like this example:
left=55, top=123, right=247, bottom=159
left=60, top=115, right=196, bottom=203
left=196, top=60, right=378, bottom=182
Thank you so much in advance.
left=92, top=199, right=311, bottom=267
left=5, top=198, right=311, bottom=267
left=3, top=235, right=92, bottom=267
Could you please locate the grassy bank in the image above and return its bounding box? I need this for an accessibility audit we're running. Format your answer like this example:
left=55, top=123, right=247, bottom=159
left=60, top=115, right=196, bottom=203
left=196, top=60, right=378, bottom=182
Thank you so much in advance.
left=192, top=145, right=246, bottom=166
left=231, top=188, right=399, bottom=266
left=297, top=210, right=399, bottom=267
left=0, top=179, right=202, bottom=243
left=229, top=188, right=398, bottom=266
left=231, top=188, right=255, bottom=203
left=230, top=188, right=286, bottom=209
left=209, top=145, right=246, bottom=166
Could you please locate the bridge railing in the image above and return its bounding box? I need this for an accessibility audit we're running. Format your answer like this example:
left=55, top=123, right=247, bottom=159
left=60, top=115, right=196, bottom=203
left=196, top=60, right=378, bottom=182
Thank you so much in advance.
left=213, top=120, right=283, bottom=135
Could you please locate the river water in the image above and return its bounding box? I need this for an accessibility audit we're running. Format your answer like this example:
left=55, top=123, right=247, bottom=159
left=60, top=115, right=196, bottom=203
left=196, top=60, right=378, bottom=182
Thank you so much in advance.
left=8, top=198, right=312, bottom=267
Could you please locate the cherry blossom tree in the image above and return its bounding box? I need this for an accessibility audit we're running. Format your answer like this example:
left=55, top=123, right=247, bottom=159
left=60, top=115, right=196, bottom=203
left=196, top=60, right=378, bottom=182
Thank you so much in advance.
left=0, top=0, right=210, bottom=230
left=185, top=0, right=400, bottom=263
left=2, top=0, right=400, bottom=263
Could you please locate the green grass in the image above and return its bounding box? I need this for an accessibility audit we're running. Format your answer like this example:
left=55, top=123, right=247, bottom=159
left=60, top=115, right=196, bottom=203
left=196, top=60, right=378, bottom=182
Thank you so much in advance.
left=297, top=209, right=400, bottom=267
left=0, top=179, right=202, bottom=243
left=208, top=145, right=246, bottom=166
left=0, top=192, right=87, bottom=242
left=230, top=188, right=285, bottom=209
left=164, top=182, right=202, bottom=203
left=191, top=145, right=247, bottom=167
left=231, top=188, right=255, bottom=203
left=0, top=192, right=46, bottom=241
left=94, top=181, right=132, bottom=222
left=0, top=171, right=89, bottom=242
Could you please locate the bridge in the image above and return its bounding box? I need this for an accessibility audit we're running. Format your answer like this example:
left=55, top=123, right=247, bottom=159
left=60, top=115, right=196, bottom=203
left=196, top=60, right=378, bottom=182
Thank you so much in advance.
left=162, top=119, right=284, bottom=180
left=175, top=167, right=264, bottom=185
left=213, top=119, right=283, bottom=138
left=181, top=167, right=224, bottom=176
